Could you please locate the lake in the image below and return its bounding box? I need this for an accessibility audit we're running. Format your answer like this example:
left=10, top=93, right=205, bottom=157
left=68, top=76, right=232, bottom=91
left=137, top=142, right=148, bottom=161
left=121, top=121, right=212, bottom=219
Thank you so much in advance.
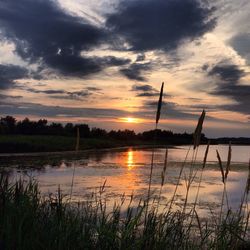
left=1, top=145, right=249, bottom=217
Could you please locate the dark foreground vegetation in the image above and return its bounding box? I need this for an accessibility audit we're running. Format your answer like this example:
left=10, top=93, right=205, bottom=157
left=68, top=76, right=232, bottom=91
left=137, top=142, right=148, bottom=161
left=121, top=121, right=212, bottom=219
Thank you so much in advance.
left=0, top=169, right=249, bottom=250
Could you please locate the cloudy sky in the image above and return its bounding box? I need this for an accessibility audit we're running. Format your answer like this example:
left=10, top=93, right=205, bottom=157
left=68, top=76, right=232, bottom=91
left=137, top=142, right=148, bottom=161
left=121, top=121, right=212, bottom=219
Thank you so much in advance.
left=0, top=0, right=249, bottom=137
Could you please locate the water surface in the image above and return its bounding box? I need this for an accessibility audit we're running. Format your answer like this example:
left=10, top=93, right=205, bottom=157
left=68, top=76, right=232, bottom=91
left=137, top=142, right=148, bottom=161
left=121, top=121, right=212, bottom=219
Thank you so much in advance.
left=1, top=145, right=249, bottom=217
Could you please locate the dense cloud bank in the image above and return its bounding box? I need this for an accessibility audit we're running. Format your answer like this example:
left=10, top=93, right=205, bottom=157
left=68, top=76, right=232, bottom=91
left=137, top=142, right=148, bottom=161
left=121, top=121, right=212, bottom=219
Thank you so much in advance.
left=0, top=0, right=216, bottom=84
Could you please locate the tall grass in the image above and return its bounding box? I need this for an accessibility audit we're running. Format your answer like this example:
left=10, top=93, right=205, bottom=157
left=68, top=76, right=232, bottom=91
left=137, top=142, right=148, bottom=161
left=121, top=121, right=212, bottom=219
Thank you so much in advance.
left=145, top=82, right=164, bottom=220
left=0, top=168, right=249, bottom=250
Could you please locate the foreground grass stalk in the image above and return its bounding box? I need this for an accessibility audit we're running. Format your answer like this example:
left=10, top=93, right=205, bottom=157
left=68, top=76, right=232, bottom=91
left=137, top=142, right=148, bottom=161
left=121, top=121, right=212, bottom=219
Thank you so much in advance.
left=145, top=124, right=158, bottom=221
left=217, top=149, right=226, bottom=224
left=182, top=147, right=199, bottom=214
left=189, top=142, right=210, bottom=227
left=155, top=148, right=168, bottom=214
left=167, top=145, right=191, bottom=213
left=182, top=110, right=206, bottom=215
left=145, top=82, right=164, bottom=221
left=69, top=126, right=80, bottom=201
left=239, top=159, right=250, bottom=218
left=217, top=145, right=231, bottom=225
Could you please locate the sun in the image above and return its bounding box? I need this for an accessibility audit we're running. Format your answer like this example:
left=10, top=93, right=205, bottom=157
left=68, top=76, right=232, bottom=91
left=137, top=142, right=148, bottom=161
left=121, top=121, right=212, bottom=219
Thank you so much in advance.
left=120, top=117, right=139, bottom=123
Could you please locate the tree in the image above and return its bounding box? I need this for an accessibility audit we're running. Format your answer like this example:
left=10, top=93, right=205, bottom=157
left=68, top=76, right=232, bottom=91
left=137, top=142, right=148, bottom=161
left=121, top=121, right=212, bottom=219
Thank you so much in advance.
left=0, top=116, right=16, bottom=134
left=48, top=123, right=64, bottom=135
left=91, top=128, right=107, bottom=138
left=77, top=124, right=90, bottom=138
left=64, top=123, right=74, bottom=136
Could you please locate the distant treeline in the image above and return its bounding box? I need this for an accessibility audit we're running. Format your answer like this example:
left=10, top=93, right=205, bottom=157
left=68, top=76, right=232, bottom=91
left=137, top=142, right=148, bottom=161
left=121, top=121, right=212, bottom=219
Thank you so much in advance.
left=0, top=116, right=207, bottom=144
left=1, top=116, right=249, bottom=145
left=210, top=137, right=250, bottom=145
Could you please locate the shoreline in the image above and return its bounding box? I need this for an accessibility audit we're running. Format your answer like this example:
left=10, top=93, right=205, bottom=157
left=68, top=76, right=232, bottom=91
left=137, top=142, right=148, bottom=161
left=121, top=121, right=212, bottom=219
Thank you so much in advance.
left=0, top=143, right=249, bottom=158
left=0, top=144, right=176, bottom=158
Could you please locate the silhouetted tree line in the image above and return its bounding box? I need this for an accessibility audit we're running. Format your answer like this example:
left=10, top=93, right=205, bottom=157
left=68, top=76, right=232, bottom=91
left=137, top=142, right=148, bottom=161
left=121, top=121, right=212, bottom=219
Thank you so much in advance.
left=0, top=116, right=208, bottom=144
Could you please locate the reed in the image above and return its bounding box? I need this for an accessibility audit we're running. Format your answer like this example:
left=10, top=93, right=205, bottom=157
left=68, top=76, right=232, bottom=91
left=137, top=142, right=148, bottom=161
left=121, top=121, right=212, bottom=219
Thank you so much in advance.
left=145, top=82, right=164, bottom=220
left=247, top=159, right=250, bottom=196
left=1, top=174, right=249, bottom=250
left=217, top=146, right=231, bottom=228
left=155, top=148, right=168, bottom=214
left=167, top=110, right=206, bottom=214
left=239, top=158, right=250, bottom=216
left=182, top=110, right=206, bottom=214
left=161, top=148, right=168, bottom=187
left=216, top=150, right=224, bottom=184
left=167, top=145, right=191, bottom=213
left=191, top=141, right=210, bottom=218
left=225, top=142, right=232, bottom=180
left=70, top=126, right=80, bottom=201
left=193, top=109, right=206, bottom=150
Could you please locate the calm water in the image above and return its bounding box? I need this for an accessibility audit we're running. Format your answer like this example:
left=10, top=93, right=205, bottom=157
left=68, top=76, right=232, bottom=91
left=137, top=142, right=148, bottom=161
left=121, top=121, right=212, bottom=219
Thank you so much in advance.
left=1, top=145, right=249, bottom=217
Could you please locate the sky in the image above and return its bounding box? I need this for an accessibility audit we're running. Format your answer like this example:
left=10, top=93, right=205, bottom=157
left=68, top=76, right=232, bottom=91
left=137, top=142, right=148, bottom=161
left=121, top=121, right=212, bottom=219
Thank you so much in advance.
left=0, top=0, right=249, bottom=137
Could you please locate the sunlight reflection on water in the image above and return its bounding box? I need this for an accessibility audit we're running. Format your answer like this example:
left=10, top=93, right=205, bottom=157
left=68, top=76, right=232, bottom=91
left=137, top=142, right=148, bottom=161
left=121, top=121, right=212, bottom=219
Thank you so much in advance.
left=1, top=145, right=249, bottom=218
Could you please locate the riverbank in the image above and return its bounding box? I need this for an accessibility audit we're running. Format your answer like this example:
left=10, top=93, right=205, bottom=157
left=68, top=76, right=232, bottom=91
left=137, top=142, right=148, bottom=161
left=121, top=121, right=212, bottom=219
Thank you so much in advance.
left=0, top=135, right=174, bottom=166
left=0, top=135, right=158, bottom=154
left=1, top=134, right=250, bottom=154
left=0, top=144, right=176, bottom=167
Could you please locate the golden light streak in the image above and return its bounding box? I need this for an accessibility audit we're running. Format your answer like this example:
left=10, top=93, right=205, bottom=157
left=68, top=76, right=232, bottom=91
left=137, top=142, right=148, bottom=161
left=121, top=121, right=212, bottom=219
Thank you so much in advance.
left=120, top=117, right=140, bottom=123
left=127, top=150, right=134, bottom=170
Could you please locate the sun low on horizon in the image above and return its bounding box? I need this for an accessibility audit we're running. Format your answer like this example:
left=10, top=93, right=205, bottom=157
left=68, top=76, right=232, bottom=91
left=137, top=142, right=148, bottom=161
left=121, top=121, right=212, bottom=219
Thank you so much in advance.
left=120, top=117, right=141, bottom=124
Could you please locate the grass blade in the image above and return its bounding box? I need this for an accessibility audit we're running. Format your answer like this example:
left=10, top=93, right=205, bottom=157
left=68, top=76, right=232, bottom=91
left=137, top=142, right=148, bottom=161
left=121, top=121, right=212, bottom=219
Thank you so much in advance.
left=156, top=82, right=164, bottom=124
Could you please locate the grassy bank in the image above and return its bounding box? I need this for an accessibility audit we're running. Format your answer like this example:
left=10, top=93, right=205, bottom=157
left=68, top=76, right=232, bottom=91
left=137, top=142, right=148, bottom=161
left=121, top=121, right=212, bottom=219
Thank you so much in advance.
left=0, top=175, right=249, bottom=250
left=0, top=135, right=149, bottom=153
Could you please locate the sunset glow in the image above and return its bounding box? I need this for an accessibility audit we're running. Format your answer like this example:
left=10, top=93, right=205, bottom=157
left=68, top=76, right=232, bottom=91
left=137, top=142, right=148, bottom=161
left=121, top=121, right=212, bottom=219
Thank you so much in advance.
left=120, top=117, right=140, bottom=123
left=127, top=150, right=134, bottom=170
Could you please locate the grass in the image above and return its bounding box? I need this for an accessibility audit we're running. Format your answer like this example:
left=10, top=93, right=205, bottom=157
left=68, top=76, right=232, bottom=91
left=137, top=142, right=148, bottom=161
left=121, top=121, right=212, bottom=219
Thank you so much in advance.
left=0, top=170, right=249, bottom=250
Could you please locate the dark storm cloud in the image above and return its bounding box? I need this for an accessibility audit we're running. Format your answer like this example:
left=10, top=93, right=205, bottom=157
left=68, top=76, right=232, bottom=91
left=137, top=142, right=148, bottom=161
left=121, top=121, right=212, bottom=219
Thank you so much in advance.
left=0, top=94, right=23, bottom=99
left=0, top=0, right=131, bottom=78
left=143, top=100, right=198, bottom=119
left=131, top=83, right=171, bottom=97
left=132, top=84, right=154, bottom=92
left=51, top=92, right=90, bottom=100
left=0, top=98, right=203, bottom=122
left=106, top=0, right=216, bottom=52
left=0, top=101, right=130, bottom=119
left=229, top=33, right=250, bottom=64
left=99, top=56, right=131, bottom=66
left=208, top=64, right=245, bottom=83
left=143, top=100, right=228, bottom=123
left=131, top=84, right=159, bottom=97
left=205, top=62, right=250, bottom=115
left=86, top=87, right=102, bottom=91
left=25, top=88, right=65, bottom=95
left=0, top=64, right=29, bottom=89
left=120, top=63, right=151, bottom=81
left=22, top=86, right=102, bottom=100
left=0, top=0, right=216, bottom=82
left=184, top=104, right=219, bottom=112
left=136, top=54, right=146, bottom=62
